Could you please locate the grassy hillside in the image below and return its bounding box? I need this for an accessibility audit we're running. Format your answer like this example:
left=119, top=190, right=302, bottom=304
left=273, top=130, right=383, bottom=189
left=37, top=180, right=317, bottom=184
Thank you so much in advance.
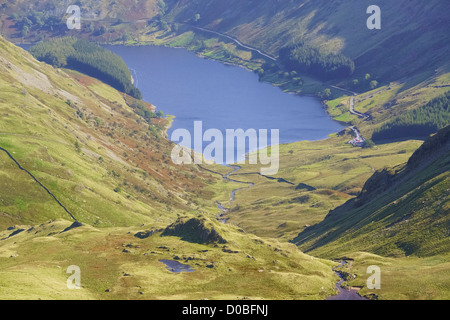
left=330, top=252, right=450, bottom=300
left=293, top=125, right=450, bottom=258
left=286, top=126, right=450, bottom=300
left=1, top=1, right=449, bottom=300
left=0, top=34, right=215, bottom=229
left=0, top=35, right=340, bottom=299
left=3, top=0, right=449, bottom=82
left=206, top=134, right=422, bottom=241
left=0, top=216, right=339, bottom=300
left=165, top=0, right=450, bottom=80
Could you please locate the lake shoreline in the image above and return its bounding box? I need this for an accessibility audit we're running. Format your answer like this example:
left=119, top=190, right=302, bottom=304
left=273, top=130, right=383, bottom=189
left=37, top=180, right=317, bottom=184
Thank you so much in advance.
left=104, top=40, right=350, bottom=144
left=105, top=44, right=344, bottom=158
left=19, top=37, right=346, bottom=135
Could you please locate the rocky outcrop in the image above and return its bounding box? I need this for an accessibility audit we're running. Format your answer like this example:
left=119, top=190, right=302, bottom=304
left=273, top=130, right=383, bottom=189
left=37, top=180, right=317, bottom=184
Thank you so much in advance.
left=161, top=217, right=227, bottom=244
left=134, top=229, right=163, bottom=239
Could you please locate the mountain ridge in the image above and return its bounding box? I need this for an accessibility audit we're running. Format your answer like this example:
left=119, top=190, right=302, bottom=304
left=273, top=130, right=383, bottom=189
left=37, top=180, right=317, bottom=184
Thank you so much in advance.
left=2, top=0, right=449, bottom=81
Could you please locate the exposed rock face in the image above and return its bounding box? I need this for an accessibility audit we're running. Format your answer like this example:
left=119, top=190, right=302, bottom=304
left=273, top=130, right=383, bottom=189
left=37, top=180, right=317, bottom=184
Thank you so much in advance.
left=161, top=217, right=227, bottom=244
left=134, top=229, right=162, bottom=239
left=61, top=221, right=83, bottom=233
left=407, top=125, right=450, bottom=169
left=295, top=183, right=316, bottom=191
left=355, top=168, right=397, bottom=207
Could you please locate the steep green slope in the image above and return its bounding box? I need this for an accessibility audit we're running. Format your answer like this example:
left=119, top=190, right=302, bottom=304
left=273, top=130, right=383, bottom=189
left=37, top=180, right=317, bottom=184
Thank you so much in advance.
left=165, top=0, right=450, bottom=81
left=0, top=34, right=338, bottom=300
left=0, top=34, right=212, bottom=229
left=2, top=0, right=449, bottom=82
left=29, top=37, right=142, bottom=99
left=213, top=135, right=423, bottom=241
left=293, top=125, right=450, bottom=258
left=372, top=91, right=450, bottom=142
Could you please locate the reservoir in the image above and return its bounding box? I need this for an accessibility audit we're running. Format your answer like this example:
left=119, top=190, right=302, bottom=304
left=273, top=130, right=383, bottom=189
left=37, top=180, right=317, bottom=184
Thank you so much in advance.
left=105, top=46, right=344, bottom=164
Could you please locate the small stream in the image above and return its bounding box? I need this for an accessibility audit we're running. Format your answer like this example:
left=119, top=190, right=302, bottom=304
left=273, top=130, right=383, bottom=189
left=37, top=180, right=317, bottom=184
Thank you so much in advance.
left=213, top=168, right=368, bottom=301
left=214, top=165, right=298, bottom=222
left=326, top=261, right=368, bottom=300
left=216, top=165, right=254, bottom=223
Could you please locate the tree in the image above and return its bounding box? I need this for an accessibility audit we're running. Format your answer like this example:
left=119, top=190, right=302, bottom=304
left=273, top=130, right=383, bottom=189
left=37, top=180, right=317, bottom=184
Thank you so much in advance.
left=98, top=25, right=107, bottom=35
left=21, top=25, right=29, bottom=37
left=279, top=43, right=355, bottom=80
left=318, top=88, right=332, bottom=100
left=160, top=20, right=169, bottom=31
left=372, top=91, right=450, bottom=142
left=370, top=80, right=378, bottom=89
left=363, top=139, right=375, bottom=149
left=29, top=37, right=142, bottom=99
left=21, top=17, right=32, bottom=28
left=45, top=16, right=62, bottom=31
left=121, top=33, right=131, bottom=44
left=293, top=77, right=303, bottom=86
left=256, top=68, right=264, bottom=77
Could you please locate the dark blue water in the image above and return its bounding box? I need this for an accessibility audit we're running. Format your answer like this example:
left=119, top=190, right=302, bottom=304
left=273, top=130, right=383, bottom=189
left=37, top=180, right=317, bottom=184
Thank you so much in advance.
left=160, top=260, right=195, bottom=273
left=108, top=46, right=344, bottom=163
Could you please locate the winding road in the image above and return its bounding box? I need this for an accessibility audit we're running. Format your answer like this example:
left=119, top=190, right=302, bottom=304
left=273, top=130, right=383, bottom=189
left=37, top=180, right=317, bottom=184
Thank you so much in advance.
left=329, top=85, right=370, bottom=146
left=330, top=85, right=369, bottom=120
left=179, top=23, right=279, bottom=63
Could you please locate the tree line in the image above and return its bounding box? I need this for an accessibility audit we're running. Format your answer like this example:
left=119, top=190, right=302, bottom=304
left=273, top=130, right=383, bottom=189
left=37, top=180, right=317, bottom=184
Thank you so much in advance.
left=279, top=43, right=355, bottom=81
left=10, top=9, right=64, bottom=37
left=29, top=37, right=142, bottom=99
left=372, top=91, right=450, bottom=142
left=131, top=100, right=164, bottom=123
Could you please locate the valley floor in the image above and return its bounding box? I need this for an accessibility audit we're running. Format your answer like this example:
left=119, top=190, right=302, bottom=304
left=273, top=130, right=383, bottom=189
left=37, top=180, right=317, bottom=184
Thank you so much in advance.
left=0, top=21, right=449, bottom=299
